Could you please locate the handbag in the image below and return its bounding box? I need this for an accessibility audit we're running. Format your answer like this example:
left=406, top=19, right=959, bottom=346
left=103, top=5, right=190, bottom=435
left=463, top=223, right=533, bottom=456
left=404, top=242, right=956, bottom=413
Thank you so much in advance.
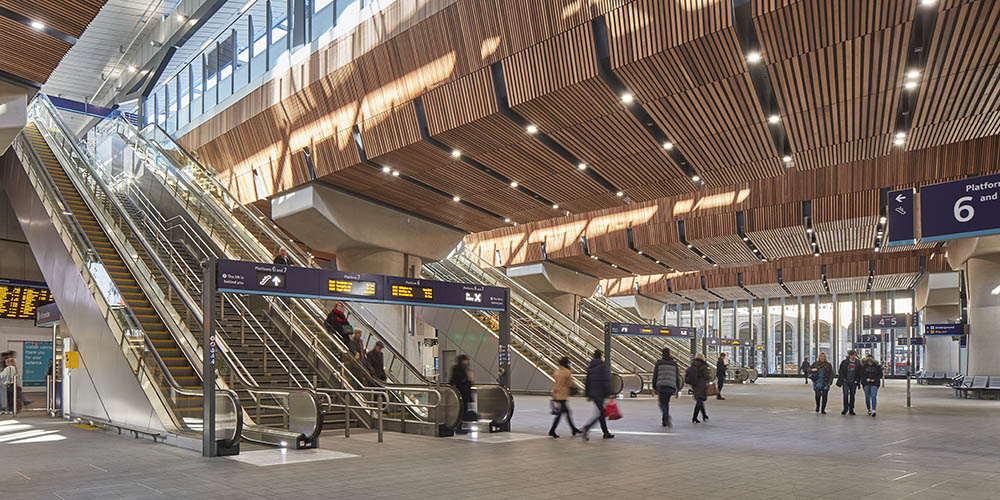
left=809, top=371, right=819, bottom=381
left=550, top=400, right=561, bottom=415
left=605, top=399, right=622, bottom=420
left=706, top=384, right=720, bottom=397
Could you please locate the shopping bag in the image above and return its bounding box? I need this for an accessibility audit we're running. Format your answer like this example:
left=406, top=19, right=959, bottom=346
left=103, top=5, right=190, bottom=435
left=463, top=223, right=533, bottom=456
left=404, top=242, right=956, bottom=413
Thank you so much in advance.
left=550, top=400, right=561, bottom=415
left=706, top=384, right=720, bottom=397
left=605, top=399, right=623, bottom=420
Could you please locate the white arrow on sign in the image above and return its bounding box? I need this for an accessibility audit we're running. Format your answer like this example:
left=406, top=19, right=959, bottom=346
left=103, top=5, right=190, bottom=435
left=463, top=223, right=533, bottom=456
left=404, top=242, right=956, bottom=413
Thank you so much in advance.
left=272, top=275, right=282, bottom=286
left=895, top=193, right=906, bottom=203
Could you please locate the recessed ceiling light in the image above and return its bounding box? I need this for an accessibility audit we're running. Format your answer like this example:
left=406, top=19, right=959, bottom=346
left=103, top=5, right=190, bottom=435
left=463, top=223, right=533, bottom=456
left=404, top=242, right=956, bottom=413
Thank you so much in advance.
left=452, top=196, right=460, bottom=202
left=691, top=175, right=700, bottom=182
left=611, top=264, right=618, bottom=268
left=391, top=170, right=400, bottom=177
left=895, top=132, right=906, bottom=139
left=879, top=216, right=887, bottom=223
left=686, top=244, right=693, bottom=248
left=768, top=114, right=781, bottom=124
left=526, top=124, right=538, bottom=134
left=919, top=0, right=935, bottom=6
left=806, top=227, right=813, bottom=233
left=742, top=237, right=748, bottom=241
left=894, top=138, right=905, bottom=146
left=513, top=222, right=518, bottom=226
left=189, top=18, right=197, bottom=25
left=621, top=92, right=634, bottom=104
left=874, top=247, right=881, bottom=252
left=637, top=250, right=643, bottom=255
left=30, top=20, right=45, bottom=30
left=552, top=204, right=559, bottom=209
left=577, top=162, right=587, bottom=170
left=663, top=142, right=674, bottom=150
left=903, top=81, right=918, bottom=90
left=451, top=149, right=461, bottom=157
left=382, top=166, right=391, bottom=173
left=510, top=181, right=518, bottom=188
left=504, top=218, right=511, bottom=223
left=782, top=155, right=792, bottom=163
left=814, top=252, right=820, bottom=257
left=760, top=258, right=766, bottom=262
left=655, top=260, right=661, bottom=264
left=713, top=263, right=719, bottom=267
left=906, top=70, right=921, bottom=80
left=746, top=51, right=762, bottom=64
left=616, top=191, right=624, bottom=197
left=127, top=65, right=137, bottom=72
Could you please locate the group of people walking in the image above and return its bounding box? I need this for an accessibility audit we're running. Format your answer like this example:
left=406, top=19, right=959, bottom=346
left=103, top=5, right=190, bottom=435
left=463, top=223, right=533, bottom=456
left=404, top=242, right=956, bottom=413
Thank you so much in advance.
left=548, top=349, right=732, bottom=437
left=803, top=350, right=883, bottom=416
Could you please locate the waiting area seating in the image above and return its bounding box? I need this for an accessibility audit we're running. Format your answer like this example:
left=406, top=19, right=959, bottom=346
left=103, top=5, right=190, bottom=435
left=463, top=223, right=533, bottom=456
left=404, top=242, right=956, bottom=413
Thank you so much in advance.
left=949, top=375, right=1000, bottom=399
left=916, top=371, right=959, bottom=385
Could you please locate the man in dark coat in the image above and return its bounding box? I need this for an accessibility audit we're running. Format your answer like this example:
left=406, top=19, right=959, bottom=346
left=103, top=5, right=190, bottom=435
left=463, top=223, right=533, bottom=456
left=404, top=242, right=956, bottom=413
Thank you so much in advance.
left=652, top=348, right=681, bottom=427
left=688, top=354, right=712, bottom=423
left=837, top=350, right=862, bottom=415
left=800, top=358, right=811, bottom=384
left=581, top=350, right=614, bottom=440
left=366, top=341, right=386, bottom=381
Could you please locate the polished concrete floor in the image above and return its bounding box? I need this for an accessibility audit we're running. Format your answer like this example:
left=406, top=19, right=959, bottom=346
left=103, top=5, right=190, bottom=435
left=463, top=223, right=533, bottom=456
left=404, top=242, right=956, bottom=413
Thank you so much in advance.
left=1, top=379, right=998, bottom=500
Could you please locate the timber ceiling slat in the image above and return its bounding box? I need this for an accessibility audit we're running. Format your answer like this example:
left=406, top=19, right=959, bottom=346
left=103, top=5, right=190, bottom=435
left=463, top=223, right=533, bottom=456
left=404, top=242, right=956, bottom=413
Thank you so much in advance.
left=551, top=255, right=631, bottom=278
left=685, top=214, right=758, bottom=266
left=0, top=17, right=72, bottom=84
left=828, top=277, right=869, bottom=294
left=813, top=190, right=879, bottom=253
left=745, top=202, right=812, bottom=260
left=0, top=0, right=104, bottom=38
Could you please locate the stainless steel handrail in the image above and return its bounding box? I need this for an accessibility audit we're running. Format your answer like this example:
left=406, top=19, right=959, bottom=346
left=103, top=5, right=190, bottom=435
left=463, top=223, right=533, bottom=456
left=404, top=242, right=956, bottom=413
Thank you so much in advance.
left=13, top=116, right=241, bottom=443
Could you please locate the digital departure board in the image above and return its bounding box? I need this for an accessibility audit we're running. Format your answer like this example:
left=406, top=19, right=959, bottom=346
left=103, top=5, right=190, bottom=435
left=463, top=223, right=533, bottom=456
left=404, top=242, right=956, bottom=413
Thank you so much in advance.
left=215, top=259, right=507, bottom=311
left=606, top=322, right=696, bottom=339
left=328, top=278, right=376, bottom=297
left=0, top=279, right=54, bottom=320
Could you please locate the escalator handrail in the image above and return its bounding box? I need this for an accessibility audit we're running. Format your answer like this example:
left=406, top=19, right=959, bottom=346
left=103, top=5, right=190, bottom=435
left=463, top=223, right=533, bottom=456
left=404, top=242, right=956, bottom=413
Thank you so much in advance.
left=15, top=120, right=240, bottom=442
left=114, top=118, right=434, bottom=391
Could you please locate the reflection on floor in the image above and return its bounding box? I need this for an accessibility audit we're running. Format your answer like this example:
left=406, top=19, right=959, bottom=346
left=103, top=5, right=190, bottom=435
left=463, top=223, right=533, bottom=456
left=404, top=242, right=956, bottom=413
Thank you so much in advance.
left=226, top=448, right=358, bottom=466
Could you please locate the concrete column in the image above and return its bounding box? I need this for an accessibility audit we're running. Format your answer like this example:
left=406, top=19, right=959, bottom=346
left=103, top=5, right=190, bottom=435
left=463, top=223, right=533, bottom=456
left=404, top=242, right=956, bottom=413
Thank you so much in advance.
left=923, top=305, right=960, bottom=373
left=506, top=262, right=598, bottom=320
left=965, top=254, right=1000, bottom=376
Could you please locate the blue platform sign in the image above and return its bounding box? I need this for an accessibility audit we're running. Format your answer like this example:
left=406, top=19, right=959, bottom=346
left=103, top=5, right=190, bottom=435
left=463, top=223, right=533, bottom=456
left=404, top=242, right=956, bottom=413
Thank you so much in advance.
left=920, top=173, right=1000, bottom=242
left=606, top=323, right=696, bottom=338
left=925, top=323, right=967, bottom=336
left=887, top=188, right=916, bottom=246
left=858, top=334, right=882, bottom=343
left=863, top=314, right=910, bottom=329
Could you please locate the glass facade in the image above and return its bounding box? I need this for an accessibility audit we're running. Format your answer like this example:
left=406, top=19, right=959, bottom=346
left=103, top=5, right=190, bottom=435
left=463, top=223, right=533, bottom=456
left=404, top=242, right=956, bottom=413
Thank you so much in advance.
left=654, top=291, right=916, bottom=376
left=143, top=0, right=394, bottom=132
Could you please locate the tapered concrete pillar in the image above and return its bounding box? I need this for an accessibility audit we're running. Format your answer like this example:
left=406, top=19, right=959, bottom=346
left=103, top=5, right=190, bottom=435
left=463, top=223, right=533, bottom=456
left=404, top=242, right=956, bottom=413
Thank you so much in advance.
left=915, top=273, right=961, bottom=373
left=507, top=262, right=598, bottom=319
left=608, top=294, right=666, bottom=321
left=947, top=236, right=1000, bottom=376
left=0, top=79, right=30, bottom=155
left=271, top=183, right=464, bottom=362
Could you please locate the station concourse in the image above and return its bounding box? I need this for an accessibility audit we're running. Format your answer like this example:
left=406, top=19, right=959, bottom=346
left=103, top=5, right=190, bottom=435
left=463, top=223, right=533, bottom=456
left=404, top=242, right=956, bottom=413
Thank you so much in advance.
left=0, top=1, right=999, bottom=499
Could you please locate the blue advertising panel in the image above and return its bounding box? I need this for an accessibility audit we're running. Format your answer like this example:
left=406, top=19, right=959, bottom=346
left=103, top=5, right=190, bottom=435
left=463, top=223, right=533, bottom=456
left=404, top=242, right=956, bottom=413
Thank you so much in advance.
left=216, top=259, right=506, bottom=311
left=924, top=323, right=968, bottom=336
left=887, top=188, right=916, bottom=246
left=606, top=322, right=696, bottom=338
left=22, top=340, right=52, bottom=387
left=863, top=314, right=910, bottom=329
left=920, top=173, right=1000, bottom=242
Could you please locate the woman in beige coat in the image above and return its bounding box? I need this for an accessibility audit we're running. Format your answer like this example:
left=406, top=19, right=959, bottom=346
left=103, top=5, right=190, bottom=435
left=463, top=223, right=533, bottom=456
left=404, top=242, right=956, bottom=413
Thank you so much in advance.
left=549, top=357, right=580, bottom=438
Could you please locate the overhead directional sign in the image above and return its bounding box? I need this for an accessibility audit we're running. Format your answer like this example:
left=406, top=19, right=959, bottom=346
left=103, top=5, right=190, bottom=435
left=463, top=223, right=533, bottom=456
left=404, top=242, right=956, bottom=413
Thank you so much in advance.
left=605, top=323, right=696, bottom=338
left=897, top=337, right=924, bottom=346
left=216, top=259, right=506, bottom=311
left=863, top=314, right=910, bottom=329
left=920, top=172, right=1000, bottom=242
left=858, top=334, right=883, bottom=343
left=925, top=323, right=968, bottom=336
left=887, top=188, right=916, bottom=246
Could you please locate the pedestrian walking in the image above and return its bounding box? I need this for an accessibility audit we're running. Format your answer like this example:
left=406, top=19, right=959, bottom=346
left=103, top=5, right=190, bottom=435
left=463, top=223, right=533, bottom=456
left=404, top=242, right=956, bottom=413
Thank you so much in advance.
left=861, top=355, right=883, bottom=417
left=800, top=358, right=811, bottom=384
left=715, top=352, right=728, bottom=400
left=837, top=350, right=862, bottom=415
left=685, top=353, right=712, bottom=423
left=548, top=357, right=580, bottom=438
left=652, top=348, right=682, bottom=428
left=581, top=350, right=614, bottom=440
left=810, top=352, right=834, bottom=414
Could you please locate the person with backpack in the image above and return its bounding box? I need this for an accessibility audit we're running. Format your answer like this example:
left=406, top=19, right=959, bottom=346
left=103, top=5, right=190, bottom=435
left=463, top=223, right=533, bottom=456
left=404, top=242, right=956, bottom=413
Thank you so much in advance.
left=810, top=352, right=835, bottom=414
left=652, top=348, right=682, bottom=428
left=581, top=350, right=614, bottom=440
left=686, top=353, right=712, bottom=423
left=715, top=352, right=728, bottom=400
left=861, top=355, right=883, bottom=417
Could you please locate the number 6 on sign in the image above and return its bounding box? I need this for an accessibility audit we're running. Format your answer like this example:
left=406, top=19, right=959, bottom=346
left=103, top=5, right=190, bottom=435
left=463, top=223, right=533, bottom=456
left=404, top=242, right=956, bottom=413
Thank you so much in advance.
left=954, top=196, right=974, bottom=222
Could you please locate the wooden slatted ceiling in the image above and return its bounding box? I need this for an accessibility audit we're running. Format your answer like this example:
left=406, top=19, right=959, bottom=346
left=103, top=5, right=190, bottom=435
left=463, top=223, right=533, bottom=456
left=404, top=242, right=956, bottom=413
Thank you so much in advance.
left=745, top=284, right=789, bottom=298
left=685, top=213, right=758, bottom=266
left=592, top=249, right=664, bottom=275
left=745, top=202, right=812, bottom=259
left=812, top=190, right=879, bottom=253
left=827, top=277, right=869, bottom=294
left=608, top=1, right=783, bottom=186
left=754, top=0, right=913, bottom=170
left=871, top=273, right=920, bottom=291
left=632, top=222, right=715, bottom=271
left=0, top=17, right=73, bottom=84
left=550, top=255, right=631, bottom=278
left=713, top=287, right=754, bottom=300
left=0, top=0, right=105, bottom=39
left=909, top=0, right=1000, bottom=149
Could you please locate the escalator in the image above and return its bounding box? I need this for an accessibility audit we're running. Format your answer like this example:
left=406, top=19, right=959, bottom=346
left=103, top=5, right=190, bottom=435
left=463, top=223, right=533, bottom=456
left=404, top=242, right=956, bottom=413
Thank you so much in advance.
left=92, top=115, right=513, bottom=435
left=17, top=96, right=323, bottom=449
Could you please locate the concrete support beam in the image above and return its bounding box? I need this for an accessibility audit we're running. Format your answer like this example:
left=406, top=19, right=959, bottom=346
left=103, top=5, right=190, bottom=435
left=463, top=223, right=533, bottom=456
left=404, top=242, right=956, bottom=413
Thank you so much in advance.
left=271, top=183, right=464, bottom=361
left=0, top=79, right=30, bottom=156
left=608, top=295, right=666, bottom=321
left=506, top=262, right=597, bottom=317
